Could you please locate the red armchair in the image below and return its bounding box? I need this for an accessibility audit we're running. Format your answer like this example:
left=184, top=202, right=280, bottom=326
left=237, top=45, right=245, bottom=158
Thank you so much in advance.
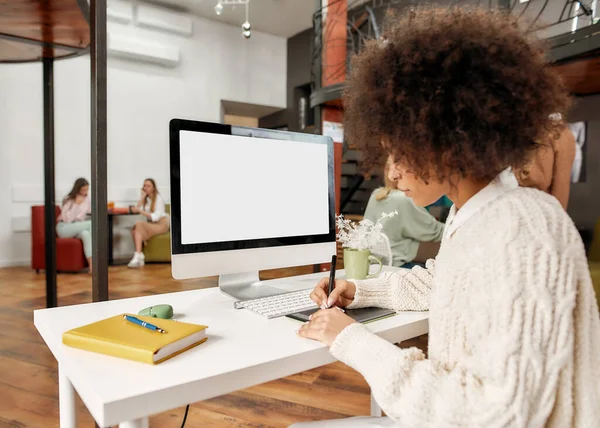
left=31, top=206, right=88, bottom=272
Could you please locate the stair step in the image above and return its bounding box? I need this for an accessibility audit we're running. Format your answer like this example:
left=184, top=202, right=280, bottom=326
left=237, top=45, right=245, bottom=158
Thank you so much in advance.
left=343, top=149, right=361, bottom=162
left=342, top=201, right=367, bottom=215
left=340, top=178, right=382, bottom=191
left=347, top=187, right=371, bottom=196
left=361, top=179, right=383, bottom=190
left=342, top=163, right=358, bottom=175
left=341, top=190, right=371, bottom=206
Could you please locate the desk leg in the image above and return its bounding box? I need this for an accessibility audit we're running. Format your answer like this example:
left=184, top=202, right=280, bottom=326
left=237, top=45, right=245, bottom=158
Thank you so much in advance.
left=108, top=215, right=114, bottom=265
left=119, top=418, right=149, bottom=428
left=58, top=364, right=76, bottom=428
left=370, top=392, right=382, bottom=417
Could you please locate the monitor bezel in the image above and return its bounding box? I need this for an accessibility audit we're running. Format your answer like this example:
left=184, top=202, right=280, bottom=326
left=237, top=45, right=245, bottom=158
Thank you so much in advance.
left=169, top=118, right=337, bottom=256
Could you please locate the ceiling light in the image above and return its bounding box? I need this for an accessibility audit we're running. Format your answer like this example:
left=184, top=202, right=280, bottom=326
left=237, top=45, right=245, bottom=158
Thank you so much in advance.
left=215, top=0, right=252, bottom=39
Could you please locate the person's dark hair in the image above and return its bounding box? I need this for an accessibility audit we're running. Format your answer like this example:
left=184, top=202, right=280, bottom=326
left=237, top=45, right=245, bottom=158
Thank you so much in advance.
left=64, top=178, right=89, bottom=204
left=343, top=6, right=571, bottom=182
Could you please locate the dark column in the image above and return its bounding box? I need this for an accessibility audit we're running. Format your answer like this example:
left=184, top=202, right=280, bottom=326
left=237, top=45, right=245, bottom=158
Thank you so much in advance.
left=312, top=0, right=347, bottom=273
left=313, top=0, right=323, bottom=135
left=320, top=0, right=346, bottom=216
left=43, top=56, right=57, bottom=308
left=90, top=0, right=109, bottom=302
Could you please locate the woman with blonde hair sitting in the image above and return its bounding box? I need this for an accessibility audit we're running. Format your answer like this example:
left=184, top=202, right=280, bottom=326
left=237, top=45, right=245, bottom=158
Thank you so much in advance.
left=364, top=158, right=444, bottom=268
left=128, top=178, right=169, bottom=268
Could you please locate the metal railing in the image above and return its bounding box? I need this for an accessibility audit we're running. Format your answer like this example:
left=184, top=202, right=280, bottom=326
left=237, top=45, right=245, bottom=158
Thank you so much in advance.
left=311, top=0, right=598, bottom=93
left=313, top=0, right=598, bottom=213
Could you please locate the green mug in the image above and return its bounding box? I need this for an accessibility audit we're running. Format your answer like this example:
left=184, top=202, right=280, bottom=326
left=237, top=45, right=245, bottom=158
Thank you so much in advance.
left=343, top=248, right=383, bottom=280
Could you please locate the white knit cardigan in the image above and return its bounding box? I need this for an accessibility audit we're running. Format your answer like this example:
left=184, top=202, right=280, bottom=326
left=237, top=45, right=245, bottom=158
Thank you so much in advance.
left=331, top=186, right=600, bottom=428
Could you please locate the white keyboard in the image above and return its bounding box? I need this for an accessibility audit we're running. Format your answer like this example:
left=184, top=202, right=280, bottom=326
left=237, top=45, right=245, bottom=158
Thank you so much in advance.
left=234, top=289, right=318, bottom=319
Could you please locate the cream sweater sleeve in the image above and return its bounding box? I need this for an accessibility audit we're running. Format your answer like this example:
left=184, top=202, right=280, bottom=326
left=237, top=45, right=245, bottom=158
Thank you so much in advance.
left=346, top=259, right=434, bottom=311
left=330, top=244, right=577, bottom=427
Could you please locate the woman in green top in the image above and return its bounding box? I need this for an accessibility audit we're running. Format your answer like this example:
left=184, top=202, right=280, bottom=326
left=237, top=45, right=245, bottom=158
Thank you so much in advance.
left=364, top=160, right=445, bottom=268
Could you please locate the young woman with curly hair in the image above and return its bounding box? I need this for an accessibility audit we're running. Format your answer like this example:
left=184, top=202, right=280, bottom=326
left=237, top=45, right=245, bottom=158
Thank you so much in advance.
left=293, top=7, right=600, bottom=428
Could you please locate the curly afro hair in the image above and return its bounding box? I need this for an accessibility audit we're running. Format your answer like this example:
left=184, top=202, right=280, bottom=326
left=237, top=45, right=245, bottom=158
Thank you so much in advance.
left=343, top=6, right=571, bottom=182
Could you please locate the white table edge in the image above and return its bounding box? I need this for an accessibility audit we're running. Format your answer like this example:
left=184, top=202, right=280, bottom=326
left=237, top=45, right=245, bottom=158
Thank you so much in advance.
left=100, top=317, right=428, bottom=426
left=35, top=311, right=428, bottom=426
left=33, top=266, right=426, bottom=427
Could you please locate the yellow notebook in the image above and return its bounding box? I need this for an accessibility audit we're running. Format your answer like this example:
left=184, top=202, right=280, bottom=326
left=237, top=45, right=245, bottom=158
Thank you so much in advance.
left=62, top=314, right=208, bottom=364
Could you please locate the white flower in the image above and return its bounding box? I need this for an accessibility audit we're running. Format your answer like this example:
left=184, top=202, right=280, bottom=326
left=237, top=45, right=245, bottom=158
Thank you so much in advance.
left=336, top=211, right=398, bottom=251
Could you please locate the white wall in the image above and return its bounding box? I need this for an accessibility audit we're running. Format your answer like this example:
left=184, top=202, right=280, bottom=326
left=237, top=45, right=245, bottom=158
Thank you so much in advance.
left=0, top=8, right=287, bottom=267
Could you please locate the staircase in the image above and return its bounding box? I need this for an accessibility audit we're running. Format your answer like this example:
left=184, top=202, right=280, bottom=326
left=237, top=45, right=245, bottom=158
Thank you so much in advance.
left=340, top=146, right=382, bottom=215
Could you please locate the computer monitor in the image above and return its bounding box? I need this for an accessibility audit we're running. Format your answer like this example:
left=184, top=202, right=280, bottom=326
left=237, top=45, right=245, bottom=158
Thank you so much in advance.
left=169, top=119, right=337, bottom=300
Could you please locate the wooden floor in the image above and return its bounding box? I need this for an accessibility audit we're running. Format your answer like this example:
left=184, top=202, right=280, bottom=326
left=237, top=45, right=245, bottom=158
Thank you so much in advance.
left=0, top=264, right=427, bottom=428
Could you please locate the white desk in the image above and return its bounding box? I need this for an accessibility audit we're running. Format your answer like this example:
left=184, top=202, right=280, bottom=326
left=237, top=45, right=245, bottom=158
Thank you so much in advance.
left=34, top=267, right=428, bottom=427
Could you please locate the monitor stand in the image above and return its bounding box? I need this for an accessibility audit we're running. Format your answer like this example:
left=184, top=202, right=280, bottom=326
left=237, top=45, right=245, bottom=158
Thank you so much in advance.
left=218, top=272, right=286, bottom=301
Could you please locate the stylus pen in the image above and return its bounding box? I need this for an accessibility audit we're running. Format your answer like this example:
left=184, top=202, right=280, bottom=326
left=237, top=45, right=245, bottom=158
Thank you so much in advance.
left=327, top=254, right=337, bottom=306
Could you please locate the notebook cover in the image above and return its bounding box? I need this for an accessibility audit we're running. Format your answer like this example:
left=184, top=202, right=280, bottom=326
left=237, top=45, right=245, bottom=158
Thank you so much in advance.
left=287, top=307, right=396, bottom=324
left=62, top=314, right=207, bottom=365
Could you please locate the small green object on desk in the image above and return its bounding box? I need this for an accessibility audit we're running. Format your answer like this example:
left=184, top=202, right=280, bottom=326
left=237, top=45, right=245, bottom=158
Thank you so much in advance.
left=138, top=304, right=174, bottom=319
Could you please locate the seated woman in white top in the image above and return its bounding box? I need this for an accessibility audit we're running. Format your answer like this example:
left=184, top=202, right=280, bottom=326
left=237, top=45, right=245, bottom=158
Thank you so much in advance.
left=364, top=159, right=444, bottom=268
left=128, top=178, right=169, bottom=268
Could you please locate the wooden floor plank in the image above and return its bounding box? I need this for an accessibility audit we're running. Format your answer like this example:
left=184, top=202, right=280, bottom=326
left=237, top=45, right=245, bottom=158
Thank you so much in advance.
left=168, top=405, right=279, bottom=428
left=0, top=381, right=59, bottom=427
left=285, top=367, right=323, bottom=384
left=0, top=264, right=428, bottom=427
left=201, top=390, right=349, bottom=427
left=313, top=364, right=371, bottom=395
left=245, top=378, right=371, bottom=416
left=0, top=333, right=58, bottom=369
left=0, top=355, right=58, bottom=399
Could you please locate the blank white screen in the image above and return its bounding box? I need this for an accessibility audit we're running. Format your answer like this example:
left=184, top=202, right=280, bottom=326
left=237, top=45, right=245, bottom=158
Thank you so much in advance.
left=179, top=130, right=330, bottom=245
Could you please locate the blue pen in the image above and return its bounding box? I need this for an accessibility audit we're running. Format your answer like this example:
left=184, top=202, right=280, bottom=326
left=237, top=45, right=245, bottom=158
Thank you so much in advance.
left=123, top=315, right=167, bottom=333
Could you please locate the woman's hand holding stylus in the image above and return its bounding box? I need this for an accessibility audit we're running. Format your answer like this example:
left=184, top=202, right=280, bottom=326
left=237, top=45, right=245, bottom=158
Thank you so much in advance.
left=310, top=278, right=357, bottom=309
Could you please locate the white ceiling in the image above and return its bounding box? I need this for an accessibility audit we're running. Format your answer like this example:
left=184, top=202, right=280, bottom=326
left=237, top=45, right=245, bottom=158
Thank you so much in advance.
left=148, top=0, right=316, bottom=38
